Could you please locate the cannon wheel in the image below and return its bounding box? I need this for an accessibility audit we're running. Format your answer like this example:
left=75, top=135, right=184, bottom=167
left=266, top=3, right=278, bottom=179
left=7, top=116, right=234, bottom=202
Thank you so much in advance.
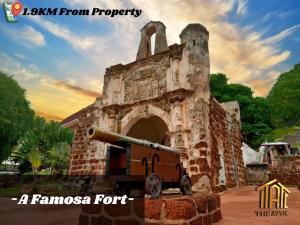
left=145, top=173, right=162, bottom=198
left=180, top=175, right=192, bottom=195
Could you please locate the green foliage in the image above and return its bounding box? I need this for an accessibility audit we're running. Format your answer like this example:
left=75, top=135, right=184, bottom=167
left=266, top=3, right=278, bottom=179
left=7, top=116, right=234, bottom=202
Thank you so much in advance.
left=294, top=141, right=300, bottom=148
left=266, top=126, right=298, bottom=141
left=11, top=131, right=38, bottom=162
left=210, top=74, right=253, bottom=102
left=267, top=63, right=300, bottom=127
left=12, top=116, right=74, bottom=173
left=47, top=142, right=70, bottom=174
left=0, top=72, right=34, bottom=162
left=0, top=73, right=73, bottom=173
left=209, top=73, right=228, bottom=100
left=264, top=125, right=300, bottom=148
left=28, top=148, right=42, bottom=174
left=210, top=73, right=272, bottom=148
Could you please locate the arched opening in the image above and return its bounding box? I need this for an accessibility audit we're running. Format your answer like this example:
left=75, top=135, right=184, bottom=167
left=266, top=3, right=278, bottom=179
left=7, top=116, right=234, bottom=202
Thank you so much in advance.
left=126, top=116, right=170, bottom=146
left=146, top=25, right=156, bottom=56
left=136, top=21, right=168, bottom=60
left=150, top=33, right=156, bottom=55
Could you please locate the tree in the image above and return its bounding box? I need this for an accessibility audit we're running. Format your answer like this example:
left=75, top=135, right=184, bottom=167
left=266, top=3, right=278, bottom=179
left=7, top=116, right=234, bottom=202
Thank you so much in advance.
left=12, top=116, right=74, bottom=174
left=11, top=130, right=41, bottom=173
left=47, top=142, right=70, bottom=174
left=28, top=148, right=42, bottom=174
left=267, top=63, right=300, bottom=128
left=209, top=73, right=228, bottom=101
left=0, top=72, right=34, bottom=162
left=210, top=73, right=272, bottom=148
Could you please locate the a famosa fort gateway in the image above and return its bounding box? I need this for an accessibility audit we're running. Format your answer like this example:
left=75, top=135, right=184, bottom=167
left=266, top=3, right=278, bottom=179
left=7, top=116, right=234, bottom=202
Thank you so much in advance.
left=62, top=21, right=246, bottom=193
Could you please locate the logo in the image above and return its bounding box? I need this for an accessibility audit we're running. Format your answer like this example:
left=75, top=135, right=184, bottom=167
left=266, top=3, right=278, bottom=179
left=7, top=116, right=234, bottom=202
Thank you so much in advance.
left=2, top=1, right=23, bottom=22
left=256, top=179, right=290, bottom=209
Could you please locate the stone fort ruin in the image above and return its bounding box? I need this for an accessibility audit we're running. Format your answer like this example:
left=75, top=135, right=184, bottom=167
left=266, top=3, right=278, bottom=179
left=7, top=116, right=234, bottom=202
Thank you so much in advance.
left=62, top=21, right=246, bottom=192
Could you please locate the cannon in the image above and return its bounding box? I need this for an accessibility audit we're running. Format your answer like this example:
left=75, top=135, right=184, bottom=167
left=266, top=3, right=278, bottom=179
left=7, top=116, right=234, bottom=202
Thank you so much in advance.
left=87, top=125, right=192, bottom=197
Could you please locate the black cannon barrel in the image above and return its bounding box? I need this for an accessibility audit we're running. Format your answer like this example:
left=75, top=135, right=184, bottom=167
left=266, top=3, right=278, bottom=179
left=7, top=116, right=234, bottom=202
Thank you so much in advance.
left=87, top=125, right=176, bottom=153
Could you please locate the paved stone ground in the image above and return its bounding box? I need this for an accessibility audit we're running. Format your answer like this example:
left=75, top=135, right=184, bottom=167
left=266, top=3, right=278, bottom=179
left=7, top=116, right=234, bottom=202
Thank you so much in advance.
left=217, top=185, right=300, bottom=225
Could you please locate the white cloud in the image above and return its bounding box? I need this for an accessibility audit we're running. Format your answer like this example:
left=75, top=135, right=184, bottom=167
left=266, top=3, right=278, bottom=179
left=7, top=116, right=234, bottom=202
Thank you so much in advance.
left=14, top=53, right=26, bottom=59
left=237, top=0, right=248, bottom=17
left=0, top=51, right=40, bottom=80
left=248, top=71, right=280, bottom=96
left=21, top=26, right=46, bottom=46
left=263, top=10, right=296, bottom=22
left=0, top=24, right=46, bottom=47
left=28, top=16, right=105, bottom=51
left=40, top=75, right=100, bottom=98
left=263, top=24, right=300, bottom=44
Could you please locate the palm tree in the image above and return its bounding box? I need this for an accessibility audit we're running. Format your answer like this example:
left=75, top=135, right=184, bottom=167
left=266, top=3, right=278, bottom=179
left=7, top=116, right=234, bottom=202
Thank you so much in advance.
left=47, top=142, right=70, bottom=175
left=12, top=131, right=43, bottom=173
left=12, top=117, right=74, bottom=174
left=28, top=148, right=42, bottom=174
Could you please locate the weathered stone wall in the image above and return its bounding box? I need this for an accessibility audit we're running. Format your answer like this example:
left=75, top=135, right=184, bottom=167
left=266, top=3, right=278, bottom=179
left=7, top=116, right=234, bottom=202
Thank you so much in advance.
left=66, top=104, right=105, bottom=175
left=269, top=155, right=300, bottom=185
left=209, top=98, right=245, bottom=191
left=78, top=194, right=221, bottom=225
left=246, top=163, right=269, bottom=185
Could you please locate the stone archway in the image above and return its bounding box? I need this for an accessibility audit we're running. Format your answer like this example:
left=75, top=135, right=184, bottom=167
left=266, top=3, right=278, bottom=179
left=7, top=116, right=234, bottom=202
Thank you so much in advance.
left=120, top=105, right=172, bottom=146
left=126, top=116, right=170, bottom=146
left=136, top=21, right=168, bottom=60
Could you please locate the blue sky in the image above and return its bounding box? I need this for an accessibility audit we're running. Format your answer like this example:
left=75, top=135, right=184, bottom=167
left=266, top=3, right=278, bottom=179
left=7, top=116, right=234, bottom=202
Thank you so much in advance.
left=0, top=0, right=299, bottom=120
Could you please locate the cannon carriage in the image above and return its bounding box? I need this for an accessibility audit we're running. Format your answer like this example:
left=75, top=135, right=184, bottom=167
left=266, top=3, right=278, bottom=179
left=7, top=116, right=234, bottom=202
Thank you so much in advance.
left=87, top=125, right=192, bottom=197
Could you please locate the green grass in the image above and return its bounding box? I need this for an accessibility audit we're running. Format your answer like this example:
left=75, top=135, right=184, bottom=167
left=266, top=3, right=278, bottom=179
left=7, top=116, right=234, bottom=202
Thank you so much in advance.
left=0, top=184, right=22, bottom=197
left=271, top=127, right=298, bottom=140
left=266, top=125, right=299, bottom=143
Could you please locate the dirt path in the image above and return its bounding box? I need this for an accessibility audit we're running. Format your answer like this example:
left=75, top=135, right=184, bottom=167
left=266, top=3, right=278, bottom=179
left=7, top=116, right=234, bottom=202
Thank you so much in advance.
left=217, top=186, right=300, bottom=225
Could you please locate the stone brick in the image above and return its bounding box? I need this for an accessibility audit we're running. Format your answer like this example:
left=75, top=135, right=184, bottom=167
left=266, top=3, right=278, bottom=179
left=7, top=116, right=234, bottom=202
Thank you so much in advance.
left=115, top=219, right=140, bottom=225
left=202, top=214, right=212, bottom=225
left=78, top=215, right=89, bottom=225
left=103, top=203, right=131, bottom=217
left=134, top=198, right=146, bottom=218
left=78, top=160, right=87, bottom=164
left=90, top=217, right=99, bottom=225
left=198, top=158, right=210, bottom=172
left=207, top=195, right=216, bottom=212
left=211, top=193, right=221, bottom=208
left=190, top=166, right=199, bottom=173
left=193, top=195, right=207, bottom=214
left=191, top=174, right=201, bottom=185
left=211, top=210, right=222, bottom=223
left=144, top=199, right=163, bottom=220
left=145, top=223, right=188, bottom=225
left=164, top=198, right=196, bottom=220
left=194, top=142, right=208, bottom=148
left=199, top=149, right=207, bottom=157
left=144, top=223, right=188, bottom=225
left=98, top=216, right=113, bottom=225
left=190, top=216, right=203, bottom=225
left=81, top=203, right=101, bottom=214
